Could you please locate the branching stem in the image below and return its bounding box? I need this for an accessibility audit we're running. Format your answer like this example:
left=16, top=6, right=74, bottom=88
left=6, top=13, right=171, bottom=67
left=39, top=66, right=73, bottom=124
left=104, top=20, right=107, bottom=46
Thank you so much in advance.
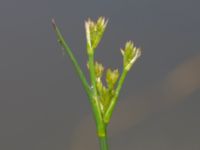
left=104, top=69, right=128, bottom=124
left=52, top=17, right=141, bottom=150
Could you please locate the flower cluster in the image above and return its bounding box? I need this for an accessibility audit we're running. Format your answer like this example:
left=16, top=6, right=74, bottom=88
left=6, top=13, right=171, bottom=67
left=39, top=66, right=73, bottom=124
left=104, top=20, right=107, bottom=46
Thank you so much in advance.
left=121, top=41, right=141, bottom=71
left=85, top=17, right=108, bottom=54
left=52, top=16, right=141, bottom=130
left=85, top=17, right=141, bottom=115
left=94, top=62, right=119, bottom=113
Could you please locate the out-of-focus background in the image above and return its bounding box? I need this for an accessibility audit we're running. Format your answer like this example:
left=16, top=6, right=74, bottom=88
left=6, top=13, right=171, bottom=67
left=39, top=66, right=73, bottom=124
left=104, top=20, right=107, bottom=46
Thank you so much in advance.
left=0, top=0, right=200, bottom=150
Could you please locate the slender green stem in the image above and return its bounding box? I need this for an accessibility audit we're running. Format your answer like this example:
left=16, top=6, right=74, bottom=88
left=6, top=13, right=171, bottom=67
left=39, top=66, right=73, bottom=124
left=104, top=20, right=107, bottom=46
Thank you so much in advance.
left=90, top=96, right=106, bottom=137
left=98, top=130, right=109, bottom=150
left=87, top=49, right=105, bottom=137
left=52, top=19, right=91, bottom=97
left=104, top=69, right=128, bottom=124
left=88, top=53, right=97, bottom=95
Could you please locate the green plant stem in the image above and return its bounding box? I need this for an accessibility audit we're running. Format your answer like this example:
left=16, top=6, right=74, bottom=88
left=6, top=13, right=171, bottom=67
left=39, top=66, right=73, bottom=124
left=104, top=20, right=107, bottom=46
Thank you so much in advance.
left=98, top=129, right=109, bottom=150
left=90, top=96, right=106, bottom=137
left=88, top=53, right=97, bottom=95
left=52, top=19, right=91, bottom=97
left=88, top=50, right=105, bottom=137
left=104, top=69, right=128, bottom=124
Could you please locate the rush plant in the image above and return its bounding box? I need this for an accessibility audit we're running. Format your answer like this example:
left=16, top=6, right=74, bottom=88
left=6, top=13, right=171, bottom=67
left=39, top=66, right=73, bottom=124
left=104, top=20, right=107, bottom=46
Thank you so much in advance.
left=52, top=17, right=141, bottom=150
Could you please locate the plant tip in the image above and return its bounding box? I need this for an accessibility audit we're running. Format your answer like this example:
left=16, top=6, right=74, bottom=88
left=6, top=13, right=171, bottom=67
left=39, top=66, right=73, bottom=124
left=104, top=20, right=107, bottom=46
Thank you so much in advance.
left=51, top=18, right=56, bottom=30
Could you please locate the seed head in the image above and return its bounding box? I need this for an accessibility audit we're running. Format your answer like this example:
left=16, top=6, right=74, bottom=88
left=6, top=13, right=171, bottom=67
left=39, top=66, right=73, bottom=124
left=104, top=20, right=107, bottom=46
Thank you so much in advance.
left=106, top=68, right=119, bottom=89
left=85, top=17, right=108, bottom=54
left=121, top=41, right=141, bottom=71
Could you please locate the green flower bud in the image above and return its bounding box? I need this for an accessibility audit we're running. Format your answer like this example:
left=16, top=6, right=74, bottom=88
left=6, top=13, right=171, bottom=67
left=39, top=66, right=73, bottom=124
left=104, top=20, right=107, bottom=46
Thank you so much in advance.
left=85, top=17, right=108, bottom=54
left=87, top=61, right=104, bottom=79
left=106, top=68, right=119, bottom=89
left=99, top=86, right=109, bottom=112
left=121, top=41, right=141, bottom=71
left=95, top=61, right=104, bottom=79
